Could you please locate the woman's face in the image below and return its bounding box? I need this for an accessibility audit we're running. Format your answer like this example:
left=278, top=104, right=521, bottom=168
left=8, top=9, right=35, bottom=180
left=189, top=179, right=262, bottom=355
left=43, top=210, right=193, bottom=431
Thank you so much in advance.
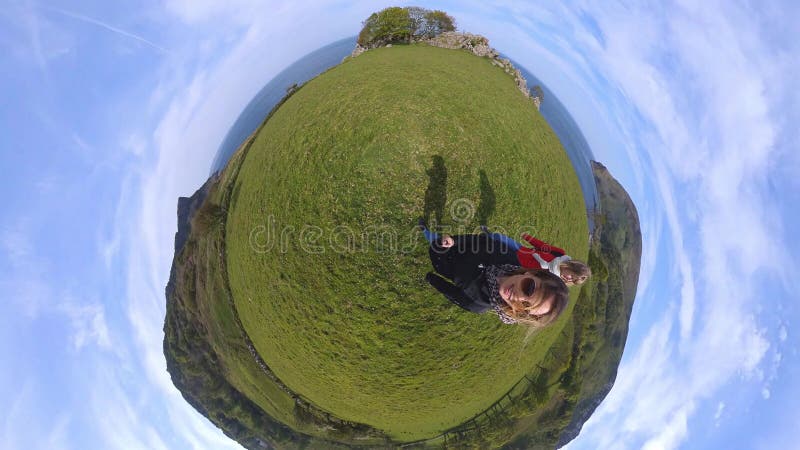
left=560, top=268, right=585, bottom=286
left=498, top=273, right=553, bottom=316
left=561, top=269, right=577, bottom=286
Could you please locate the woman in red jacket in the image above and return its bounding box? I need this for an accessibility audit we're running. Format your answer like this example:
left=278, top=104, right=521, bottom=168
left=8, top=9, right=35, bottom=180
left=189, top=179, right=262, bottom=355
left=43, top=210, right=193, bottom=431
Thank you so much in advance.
left=420, top=228, right=570, bottom=327
left=479, top=225, right=591, bottom=286
left=419, top=219, right=590, bottom=286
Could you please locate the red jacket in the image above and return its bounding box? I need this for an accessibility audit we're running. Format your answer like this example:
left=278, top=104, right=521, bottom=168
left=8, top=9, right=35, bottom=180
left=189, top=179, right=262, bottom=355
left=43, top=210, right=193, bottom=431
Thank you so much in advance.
left=516, top=234, right=566, bottom=269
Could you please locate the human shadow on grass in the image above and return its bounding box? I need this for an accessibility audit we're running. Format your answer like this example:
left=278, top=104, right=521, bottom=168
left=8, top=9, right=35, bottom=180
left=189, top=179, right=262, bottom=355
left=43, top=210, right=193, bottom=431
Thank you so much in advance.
left=423, top=155, right=447, bottom=228
left=477, top=169, right=496, bottom=226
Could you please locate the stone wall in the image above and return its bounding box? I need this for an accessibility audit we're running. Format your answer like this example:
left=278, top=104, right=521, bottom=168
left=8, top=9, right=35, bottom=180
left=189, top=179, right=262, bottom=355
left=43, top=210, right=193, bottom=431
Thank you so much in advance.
left=348, top=31, right=542, bottom=110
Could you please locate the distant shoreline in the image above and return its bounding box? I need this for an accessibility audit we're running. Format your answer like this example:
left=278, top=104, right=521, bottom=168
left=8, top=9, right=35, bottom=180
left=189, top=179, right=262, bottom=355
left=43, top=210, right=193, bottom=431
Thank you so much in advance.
left=208, top=36, right=600, bottom=222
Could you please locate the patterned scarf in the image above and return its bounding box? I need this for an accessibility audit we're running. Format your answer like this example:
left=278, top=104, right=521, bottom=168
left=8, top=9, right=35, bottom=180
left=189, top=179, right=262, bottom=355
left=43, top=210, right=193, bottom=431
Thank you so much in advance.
left=481, top=263, right=524, bottom=324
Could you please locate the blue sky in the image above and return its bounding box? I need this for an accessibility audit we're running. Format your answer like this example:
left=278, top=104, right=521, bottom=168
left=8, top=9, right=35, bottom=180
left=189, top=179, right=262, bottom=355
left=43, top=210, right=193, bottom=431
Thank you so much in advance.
left=1, top=1, right=798, bottom=449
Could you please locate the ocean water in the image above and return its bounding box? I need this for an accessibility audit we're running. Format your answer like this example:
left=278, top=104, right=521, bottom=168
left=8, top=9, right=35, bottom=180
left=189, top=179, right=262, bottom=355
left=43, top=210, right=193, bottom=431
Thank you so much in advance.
left=510, top=61, right=600, bottom=212
left=209, top=38, right=599, bottom=223
left=209, top=37, right=358, bottom=174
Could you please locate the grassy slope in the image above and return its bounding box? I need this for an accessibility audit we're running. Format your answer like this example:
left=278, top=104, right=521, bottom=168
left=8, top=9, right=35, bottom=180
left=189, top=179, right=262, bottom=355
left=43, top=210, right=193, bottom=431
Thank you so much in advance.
left=163, top=155, right=305, bottom=448
left=193, top=145, right=298, bottom=427
left=226, top=44, right=588, bottom=440
left=555, top=162, right=642, bottom=445
left=164, top=135, right=392, bottom=448
left=162, top=156, right=642, bottom=449
left=501, top=162, right=643, bottom=449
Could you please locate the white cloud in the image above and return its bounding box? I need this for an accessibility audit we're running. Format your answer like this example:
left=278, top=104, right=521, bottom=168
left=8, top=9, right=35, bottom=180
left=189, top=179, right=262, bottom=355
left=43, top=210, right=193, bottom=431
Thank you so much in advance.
left=1, top=223, right=33, bottom=263
left=70, top=132, right=91, bottom=154
left=0, top=220, right=49, bottom=318
left=520, top=0, right=793, bottom=448
left=1, top=380, right=73, bottom=450
left=98, top=172, right=138, bottom=272
left=3, top=0, right=788, bottom=449
left=164, top=0, right=263, bottom=25
left=1, top=380, right=34, bottom=449
left=34, top=174, right=58, bottom=193
left=631, top=202, right=663, bottom=305
left=449, top=3, right=787, bottom=446
left=0, top=0, right=73, bottom=81
left=757, top=349, right=784, bottom=403
left=99, top=232, right=120, bottom=272
left=1, top=220, right=112, bottom=352
left=107, top=1, right=381, bottom=448
left=649, top=156, right=695, bottom=348
left=641, top=405, right=690, bottom=450
left=713, top=402, right=725, bottom=426
left=43, top=5, right=169, bottom=54
left=59, top=300, right=112, bottom=351
left=45, top=414, right=71, bottom=450
left=89, top=364, right=172, bottom=450
left=122, top=0, right=382, bottom=386
left=122, top=133, right=147, bottom=157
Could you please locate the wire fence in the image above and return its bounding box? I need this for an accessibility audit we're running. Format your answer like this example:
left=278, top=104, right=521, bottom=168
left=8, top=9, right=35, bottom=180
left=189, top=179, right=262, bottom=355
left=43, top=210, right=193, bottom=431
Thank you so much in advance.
left=398, top=326, right=573, bottom=449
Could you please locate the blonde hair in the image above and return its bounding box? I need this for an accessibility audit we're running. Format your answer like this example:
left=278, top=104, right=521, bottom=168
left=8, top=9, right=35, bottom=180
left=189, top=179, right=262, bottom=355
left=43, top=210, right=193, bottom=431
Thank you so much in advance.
left=497, top=269, right=569, bottom=328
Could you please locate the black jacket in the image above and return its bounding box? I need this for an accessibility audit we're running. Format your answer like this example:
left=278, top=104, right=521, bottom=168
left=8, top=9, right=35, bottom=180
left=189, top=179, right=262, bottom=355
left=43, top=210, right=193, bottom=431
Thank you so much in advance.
left=426, top=234, right=519, bottom=313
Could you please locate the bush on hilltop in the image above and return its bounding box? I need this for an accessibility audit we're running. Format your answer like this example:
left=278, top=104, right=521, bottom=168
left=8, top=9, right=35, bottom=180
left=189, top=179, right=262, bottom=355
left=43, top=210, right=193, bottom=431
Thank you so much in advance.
left=357, top=6, right=456, bottom=47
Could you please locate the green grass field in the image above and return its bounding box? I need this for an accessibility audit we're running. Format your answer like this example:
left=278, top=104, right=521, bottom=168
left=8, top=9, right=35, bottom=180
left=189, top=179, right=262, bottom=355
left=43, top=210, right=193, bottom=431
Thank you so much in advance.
left=225, top=44, right=589, bottom=440
left=164, top=138, right=393, bottom=448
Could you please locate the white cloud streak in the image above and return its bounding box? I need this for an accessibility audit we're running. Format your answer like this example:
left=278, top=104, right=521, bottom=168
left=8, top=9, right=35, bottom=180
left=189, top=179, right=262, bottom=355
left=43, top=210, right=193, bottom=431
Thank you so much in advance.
left=713, top=402, right=725, bottom=426
left=59, top=300, right=112, bottom=351
left=109, top=1, right=381, bottom=448
left=1, top=380, right=34, bottom=450
left=430, top=0, right=795, bottom=448
left=89, top=364, right=171, bottom=450
left=0, top=221, right=112, bottom=352
left=0, top=219, right=50, bottom=318
left=4, top=0, right=790, bottom=448
left=535, top=0, right=791, bottom=448
left=42, top=5, right=169, bottom=54
left=1, top=380, right=73, bottom=450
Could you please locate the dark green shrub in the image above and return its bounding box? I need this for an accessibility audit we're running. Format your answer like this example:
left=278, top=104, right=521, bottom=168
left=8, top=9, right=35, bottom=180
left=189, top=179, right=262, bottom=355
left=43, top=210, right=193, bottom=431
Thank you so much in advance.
left=357, top=6, right=456, bottom=47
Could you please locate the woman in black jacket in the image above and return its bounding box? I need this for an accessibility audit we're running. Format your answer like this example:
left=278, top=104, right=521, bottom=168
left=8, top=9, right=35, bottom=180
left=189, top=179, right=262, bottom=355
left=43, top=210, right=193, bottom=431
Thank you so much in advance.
left=420, top=224, right=570, bottom=327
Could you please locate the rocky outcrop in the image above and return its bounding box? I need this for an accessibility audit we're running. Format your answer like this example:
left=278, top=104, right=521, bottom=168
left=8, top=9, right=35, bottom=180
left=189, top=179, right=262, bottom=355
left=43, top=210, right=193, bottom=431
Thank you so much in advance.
left=349, top=44, right=367, bottom=58
left=349, top=32, right=542, bottom=110
left=173, top=173, right=219, bottom=254
left=424, top=31, right=496, bottom=57
left=426, top=32, right=533, bottom=104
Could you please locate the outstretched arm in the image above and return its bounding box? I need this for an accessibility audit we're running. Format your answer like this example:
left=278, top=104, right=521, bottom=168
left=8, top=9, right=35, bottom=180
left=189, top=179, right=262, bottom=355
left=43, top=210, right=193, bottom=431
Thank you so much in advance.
left=425, top=272, right=484, bottom=313
left=440, top=233, right=519, bottom=272
left=521, top=233, right=566, bottom=257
